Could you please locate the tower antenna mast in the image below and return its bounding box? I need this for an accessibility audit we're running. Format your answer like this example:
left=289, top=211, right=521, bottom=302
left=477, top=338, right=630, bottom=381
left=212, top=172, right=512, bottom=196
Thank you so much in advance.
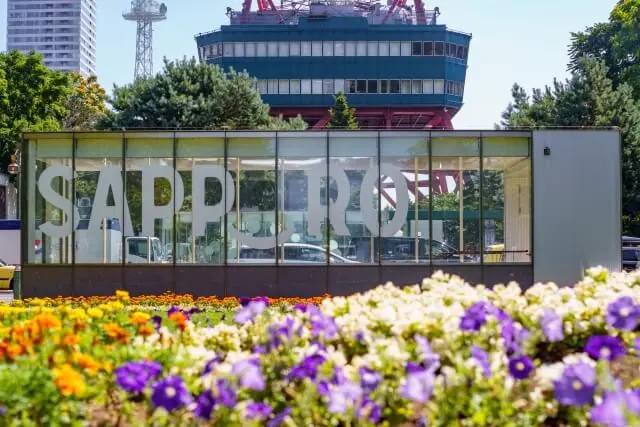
left=123, top=1, right=168, bottom=80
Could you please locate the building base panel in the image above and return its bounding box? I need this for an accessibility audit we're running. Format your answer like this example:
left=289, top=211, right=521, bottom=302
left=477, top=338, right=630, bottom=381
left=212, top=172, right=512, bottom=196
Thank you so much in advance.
left=20, top=264, right=533, bottom=298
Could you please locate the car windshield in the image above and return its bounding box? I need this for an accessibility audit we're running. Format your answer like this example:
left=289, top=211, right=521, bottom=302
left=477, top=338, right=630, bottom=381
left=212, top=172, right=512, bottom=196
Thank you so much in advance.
left=0, top=259, right=6, bottom=266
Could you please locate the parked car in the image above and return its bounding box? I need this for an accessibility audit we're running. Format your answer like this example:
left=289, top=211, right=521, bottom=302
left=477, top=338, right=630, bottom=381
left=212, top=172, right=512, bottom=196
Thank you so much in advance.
left=232, top=243, right=359, bottom=264
left=622, top=246, right=640, bottom=272
left=0, top=258, right=16, bottom=290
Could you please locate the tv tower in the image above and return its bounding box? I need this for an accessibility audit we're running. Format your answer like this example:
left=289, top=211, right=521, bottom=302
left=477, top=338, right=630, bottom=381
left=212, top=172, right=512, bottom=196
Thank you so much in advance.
left=123, top=1, right=168, bottom=80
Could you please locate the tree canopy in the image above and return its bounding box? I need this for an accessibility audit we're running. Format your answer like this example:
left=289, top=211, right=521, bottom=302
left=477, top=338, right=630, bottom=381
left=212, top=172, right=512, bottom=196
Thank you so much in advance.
left=62, top=72, right=108, bottom=131
left=98, top=57, right=307, bottom=131
left=500, top=57, right=640, bottom=234
left=568, top=0, right=640, bottom=96
left=0, top=51, right=71, bottom=174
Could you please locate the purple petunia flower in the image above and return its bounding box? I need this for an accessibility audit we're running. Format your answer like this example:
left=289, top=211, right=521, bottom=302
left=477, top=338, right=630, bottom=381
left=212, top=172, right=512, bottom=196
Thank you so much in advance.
left=540, top=309, right=564, bottom=342
left=471, top=346, right=492, bottom=378
left=317, top=380, right=330, bottom=396
left=193, top=390, right=216, bottom=420
left=214, top=378, right=237, bottom=408
left=328, top=380, right=363, bottom=414
left=358, top=398, right=382, bottom=424
left=246, top=402, right=273, bottom=420
left=293, top=303, right=309, bottom=312
left=415, top=335, right=441, bottom=370
left=590, top=390, right=640, bottom=427
left=115, top=360, right=163, bottom=393
left=460, top=301, right=493, bottom=332
left=584, top=335, right=626, bottom=362
left=267, top=317, right=300, bottom=350
left=232, top=358, right=266, bottom=391
left=151, top=315, right=162, bottom=331
left=202, top=355, right=222, bottom=376
left=288, top=354, right=326, bottom=381
left=355, top=330, right=365, bottom=342
left=307, top=305, right=339, bottom=340
left=553, top=362, right=597, bottom=407
left=606, top=296, right=640, bottom=331
left=267, top=406, right=292, bottom=427
left=508, top=355, right=534, bottom=380
left=0, top=406, right=6, bottom=416
left=151, top=376, right=193, bottom=412
left=235, top=299, right=268, bottom=324
left=400, top=364, right=436, bottom=403
left=359, top=366, right=382, bottom=394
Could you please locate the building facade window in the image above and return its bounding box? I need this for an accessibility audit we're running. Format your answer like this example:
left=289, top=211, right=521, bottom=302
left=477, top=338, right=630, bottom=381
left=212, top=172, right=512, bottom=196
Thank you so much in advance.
left=255, top=78, right=464, bottom=96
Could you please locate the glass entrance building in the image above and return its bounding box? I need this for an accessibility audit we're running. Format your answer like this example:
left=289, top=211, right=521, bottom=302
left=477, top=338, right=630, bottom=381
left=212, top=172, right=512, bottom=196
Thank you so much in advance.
left=18, top=129, right=621, bottom=297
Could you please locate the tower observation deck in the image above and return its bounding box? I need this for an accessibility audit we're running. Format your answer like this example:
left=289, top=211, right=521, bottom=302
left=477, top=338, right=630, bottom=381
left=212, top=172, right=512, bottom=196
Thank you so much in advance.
left=195, top=1, right=470, bottom=129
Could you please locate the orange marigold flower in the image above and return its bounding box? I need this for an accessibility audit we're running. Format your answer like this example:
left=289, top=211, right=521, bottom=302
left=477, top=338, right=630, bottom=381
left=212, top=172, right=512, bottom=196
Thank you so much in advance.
left=137, top=324, right=154, bottom=337
left=34, top=312, right=62, bottom=330
left=6, top=343, right=23, bottom=359
left=130, top=312, right=150, bottom=325
left=115, top=290, right=130, bottom=302
left=168, top=311, right=188, bottom=331
left=62, top=333, right=80, bottom=347
left=53, top=364, right=85, bottom=397
left=73, top=353, right=102, bottom=376
left=102, top=323, right=130, bottom=343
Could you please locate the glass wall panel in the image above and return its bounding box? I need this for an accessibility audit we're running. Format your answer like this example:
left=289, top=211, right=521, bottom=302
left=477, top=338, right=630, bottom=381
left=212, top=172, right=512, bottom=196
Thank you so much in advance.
left=227, top=134, right=277, bottom=264
left=431, top=135, right=481, bottom=264
left=482, top=136, right=531, bottom=264
left=329, top=132, right=378, bottom=264
left=29, top=136, right=74, bottom=264
left=74, top=134, right=124, bottom=264
left=278, top=133, right=331, bottom=264
left=380, top=134, right=429, bottom=264
left=124, top=134, right=174, bottom=264
left=175, top=134, right=226, bottom=264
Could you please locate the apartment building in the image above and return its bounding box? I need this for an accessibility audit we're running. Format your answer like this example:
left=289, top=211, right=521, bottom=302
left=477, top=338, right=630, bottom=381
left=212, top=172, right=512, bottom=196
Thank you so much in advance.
left=6, top=0, right=97, bottom=76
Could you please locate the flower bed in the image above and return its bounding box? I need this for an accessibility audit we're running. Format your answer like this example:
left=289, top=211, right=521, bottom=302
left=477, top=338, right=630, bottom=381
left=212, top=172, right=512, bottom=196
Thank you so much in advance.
left=1, top=267, right=639, bottom=426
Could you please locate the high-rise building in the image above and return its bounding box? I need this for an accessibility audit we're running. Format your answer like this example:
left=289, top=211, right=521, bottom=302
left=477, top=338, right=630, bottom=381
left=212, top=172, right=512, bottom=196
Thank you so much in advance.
left=6, top=0, right=97, bottom=77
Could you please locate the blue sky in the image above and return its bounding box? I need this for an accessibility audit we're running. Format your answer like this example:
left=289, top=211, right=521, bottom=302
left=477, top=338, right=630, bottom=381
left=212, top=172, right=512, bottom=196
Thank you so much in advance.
left=0, top=0, right=619, bottom=128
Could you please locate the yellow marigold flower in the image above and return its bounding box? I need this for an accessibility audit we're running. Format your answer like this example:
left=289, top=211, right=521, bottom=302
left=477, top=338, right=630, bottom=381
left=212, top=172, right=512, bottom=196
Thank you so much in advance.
left=87, top=308, right=104, bottom=319
left=53, top=364, right=85, bottom=397
left=67, top=308, right=88, bottom=322
left=72, top=353, right=102, bottom=376
left=29, top=298, right=46, bottom=306
left=107, top=301, right=124, bottom=311
left=115, top=290, right=130, bottom=302
left=129, top=312, right=150, bottom=325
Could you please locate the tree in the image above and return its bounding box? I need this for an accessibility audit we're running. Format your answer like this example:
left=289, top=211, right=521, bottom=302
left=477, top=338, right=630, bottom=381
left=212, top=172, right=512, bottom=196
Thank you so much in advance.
left=99, top=57, right=306, bottom=131
left=568, top=0, right=640, bottom=96
left=326, top=92, right=358, bottom=129
left=62, top=73, right=108, bottom=130
left=500, top=58, right=640, bottom=233
left=0, top=51, right=71, bottom=174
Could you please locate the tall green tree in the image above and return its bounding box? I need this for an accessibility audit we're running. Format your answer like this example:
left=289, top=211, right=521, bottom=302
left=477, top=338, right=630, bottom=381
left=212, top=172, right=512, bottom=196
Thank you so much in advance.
left=99, top=57, right=306, bottom=131
left=0, top=51, right=71, bottom=174
left=326, top=92, right=358, bottom=129
left=568, top=0, right=640, bottom=96
left=500, top=58, right=640, bottom=234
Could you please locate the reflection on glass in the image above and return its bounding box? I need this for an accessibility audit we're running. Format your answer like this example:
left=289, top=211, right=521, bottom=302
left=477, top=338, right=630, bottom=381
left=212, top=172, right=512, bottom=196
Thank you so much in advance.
left=23, top=131, right=533, bottom=267
left=124, top=136, right=174, bottom=265
left=30, top=137, right=73, bottom=264
left=380, top=134, right=429, bottom=264
left=176, top=135, right=226, bottom=264
left=431, top=136, right=481, bottom=264
left=329, top=133, right=378, bottom=264
left=227, top=134, right=277, bottom=264
left=75, top=136, right=123, bottom=264
left=483, top=136, right=531, bottom=263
